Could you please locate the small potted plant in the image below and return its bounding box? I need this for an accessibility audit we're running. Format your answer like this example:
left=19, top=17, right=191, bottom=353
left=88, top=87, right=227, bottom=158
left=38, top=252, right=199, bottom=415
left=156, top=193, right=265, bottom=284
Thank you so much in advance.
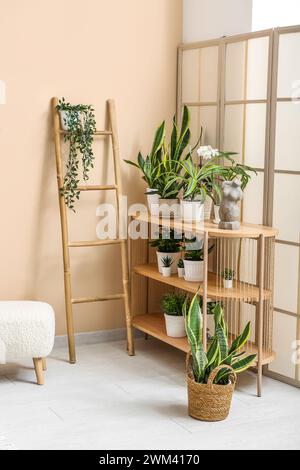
left=161, top=293, right=189, bottom=337
left=183, top=244, right=214, bottom=282
left=172, top=155, right=227, bottom=222
left=177, top=258, right=185, bottom=278
left=184, top=292, right=256, bottom=421
left=161, top=256, right=173, bottom=277
left=150, top=228, right=182, bottom=274
left=221, top=268, right=235, bottom=288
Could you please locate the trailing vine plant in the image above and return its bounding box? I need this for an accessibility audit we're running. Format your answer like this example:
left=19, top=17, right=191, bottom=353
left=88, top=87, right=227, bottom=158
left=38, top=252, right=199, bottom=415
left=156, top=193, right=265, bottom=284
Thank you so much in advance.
left=56, top=98, right=96, bottom=210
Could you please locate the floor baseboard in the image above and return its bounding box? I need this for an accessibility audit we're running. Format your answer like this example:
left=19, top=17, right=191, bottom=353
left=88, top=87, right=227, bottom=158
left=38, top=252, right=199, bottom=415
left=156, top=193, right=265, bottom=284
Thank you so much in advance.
left=54, top=328, right=142, bottom=349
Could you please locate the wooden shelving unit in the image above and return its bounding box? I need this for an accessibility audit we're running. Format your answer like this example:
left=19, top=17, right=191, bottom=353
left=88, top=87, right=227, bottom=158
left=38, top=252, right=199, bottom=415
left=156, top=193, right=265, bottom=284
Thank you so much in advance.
left=129, top=214, right=278, bottom=396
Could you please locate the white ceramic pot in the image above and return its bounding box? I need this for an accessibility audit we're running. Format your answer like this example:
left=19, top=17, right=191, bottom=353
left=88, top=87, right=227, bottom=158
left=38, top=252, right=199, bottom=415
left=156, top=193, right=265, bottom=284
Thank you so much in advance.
left=223, top=279, right=233, bottom=288
left=213, top=204, right=220, bottom=224
left=164, top=314, right=186, bottom=338
left=177, top=267, right=185, bottom=278
left=183, top=259, right=204, bottom=282
left=162, top=267, right=172, bottom=277
left=180, top=199, right=204, bottom=222
left=146, top=188, right=159, bottom=217
left=156, top=251, right=181, bottom=274
left=158, top=198, right=180, bottom=219
left=204, top=197, right=213, bottom=220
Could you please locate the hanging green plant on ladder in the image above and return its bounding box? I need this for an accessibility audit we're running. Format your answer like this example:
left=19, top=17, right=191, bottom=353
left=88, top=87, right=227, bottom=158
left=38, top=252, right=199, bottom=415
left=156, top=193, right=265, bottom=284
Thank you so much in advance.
left=56, top=98, right=97, bottom=210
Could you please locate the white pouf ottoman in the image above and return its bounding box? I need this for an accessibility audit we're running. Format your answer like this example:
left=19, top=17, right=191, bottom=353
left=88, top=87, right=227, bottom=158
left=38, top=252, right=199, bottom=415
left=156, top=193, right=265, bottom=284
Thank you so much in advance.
left=0, top=301, right=55, bottom=385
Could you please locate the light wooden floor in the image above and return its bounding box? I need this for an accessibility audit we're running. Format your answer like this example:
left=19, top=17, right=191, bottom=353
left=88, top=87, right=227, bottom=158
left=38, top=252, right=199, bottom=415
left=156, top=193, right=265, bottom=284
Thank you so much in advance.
left=0, top=338, right=299, bottom=450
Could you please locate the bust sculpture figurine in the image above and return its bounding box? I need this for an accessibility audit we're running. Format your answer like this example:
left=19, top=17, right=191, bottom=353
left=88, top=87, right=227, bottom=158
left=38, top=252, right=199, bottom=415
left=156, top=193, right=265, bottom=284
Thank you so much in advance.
left=219, top=180, right=243, bottom=230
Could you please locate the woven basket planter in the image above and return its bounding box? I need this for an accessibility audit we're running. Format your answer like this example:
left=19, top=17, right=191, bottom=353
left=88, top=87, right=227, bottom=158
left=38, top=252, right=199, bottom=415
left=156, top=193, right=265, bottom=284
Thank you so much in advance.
left=186, top=355, right=237, bottom=422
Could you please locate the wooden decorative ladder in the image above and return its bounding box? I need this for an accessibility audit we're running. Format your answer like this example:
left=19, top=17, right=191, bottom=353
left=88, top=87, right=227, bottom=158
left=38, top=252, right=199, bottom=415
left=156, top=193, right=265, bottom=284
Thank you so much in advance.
left=52, top=97, right=134, bottom=363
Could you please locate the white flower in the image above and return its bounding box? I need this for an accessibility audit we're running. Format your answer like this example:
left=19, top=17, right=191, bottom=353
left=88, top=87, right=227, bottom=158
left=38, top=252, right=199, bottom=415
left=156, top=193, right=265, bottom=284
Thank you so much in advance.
left=197, top=145, right=219, bottom=160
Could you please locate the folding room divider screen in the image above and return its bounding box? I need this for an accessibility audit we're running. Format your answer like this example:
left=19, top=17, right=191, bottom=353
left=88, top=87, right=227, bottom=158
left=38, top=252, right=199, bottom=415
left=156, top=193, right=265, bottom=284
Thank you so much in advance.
left=177, top=26, right=300, bottom=388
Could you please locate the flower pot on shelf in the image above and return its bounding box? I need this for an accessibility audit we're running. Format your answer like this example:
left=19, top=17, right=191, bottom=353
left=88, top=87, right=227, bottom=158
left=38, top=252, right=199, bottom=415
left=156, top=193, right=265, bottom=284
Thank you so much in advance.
left=146, top=188, right=159, bottom=217
left=156, top=251, right=181, bottom=274
left=183, top=259, right=204, bottom=282
left=161, top=267, right=171, bottom=277
left=213, top=204, right=220, bottom=224
left=158, top=198, right=180, bottom=219
left=164, top=314, right=186, bottom=338
left=223, top=279, right=233, bottom=289
left=180, top=199, right=204, bottom=223
left=186, top=357, right=237, bottom=422
left=177, top=267, right=185, bottom=278
left=203, top=197, right=213, bottom=220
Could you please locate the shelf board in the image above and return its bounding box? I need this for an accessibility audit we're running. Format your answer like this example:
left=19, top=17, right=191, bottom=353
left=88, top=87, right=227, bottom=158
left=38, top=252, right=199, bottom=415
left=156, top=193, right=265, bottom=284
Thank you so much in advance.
left=132, top=213, right=278, bottom=239
left=132, top=313, right=275, bottom=365
left=134, top=264, right=271, bottom=302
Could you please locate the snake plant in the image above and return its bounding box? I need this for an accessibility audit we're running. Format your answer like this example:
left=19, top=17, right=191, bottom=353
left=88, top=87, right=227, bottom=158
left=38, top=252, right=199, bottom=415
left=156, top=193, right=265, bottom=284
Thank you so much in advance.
left=184, top=293, right=256, bottom=384
left=154, top=106, right=194, bottom=199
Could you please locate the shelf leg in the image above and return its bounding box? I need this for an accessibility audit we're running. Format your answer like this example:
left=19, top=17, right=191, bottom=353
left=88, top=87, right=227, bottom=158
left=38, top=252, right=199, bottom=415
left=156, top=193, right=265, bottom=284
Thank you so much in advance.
left=257, top=234, right=265, bottom=397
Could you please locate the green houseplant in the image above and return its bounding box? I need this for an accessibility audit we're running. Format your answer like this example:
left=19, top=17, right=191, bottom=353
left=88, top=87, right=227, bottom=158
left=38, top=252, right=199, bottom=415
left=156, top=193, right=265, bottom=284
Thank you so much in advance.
left=124, top=106, right=201, bottom=218
left=184, top=292, right=256, bottom=421
left=221, top=268, right=235, bottom=289
left=183, top=244, right=214, bottom=282
left=161, top=256, right=174, bottom=278
left=168, top=155, right=228, bottom=222
left=56, top=98, right=96, bottom=210
left=124, top=120, right=165, bottom=216
left=161, top=293, right=189, bottom=338
left=150, top=228, right=182, bottom=275
left=177, top=258, right=185, bottom=278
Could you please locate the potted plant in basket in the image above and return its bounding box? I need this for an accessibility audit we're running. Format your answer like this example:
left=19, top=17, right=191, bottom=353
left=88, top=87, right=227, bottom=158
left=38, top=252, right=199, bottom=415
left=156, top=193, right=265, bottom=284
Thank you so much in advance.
left=177, top=258, right=185, bottom=278
left=56, top=98, right=97, bottom=211
left=221, top=268, right=235, bottom=288
left=183, top=244, right=214, bottom=282
left=150, top=228, right=182, bottom=274
left=161, top=256, right=173, bottom=277
left=184, top=293, right=256, bottom=421
left=161, top=293, right=189, bottom=337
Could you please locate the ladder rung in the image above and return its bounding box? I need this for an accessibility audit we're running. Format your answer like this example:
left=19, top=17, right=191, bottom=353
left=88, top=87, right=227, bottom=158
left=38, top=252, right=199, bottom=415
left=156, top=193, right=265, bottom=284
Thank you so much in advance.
left=72, top=294, right=125, bottom=305
left=59, top=129, right=112, bottom=136
left=68, top=239, right=122, bottom=248
left=77, top=185, right=117, bottom=191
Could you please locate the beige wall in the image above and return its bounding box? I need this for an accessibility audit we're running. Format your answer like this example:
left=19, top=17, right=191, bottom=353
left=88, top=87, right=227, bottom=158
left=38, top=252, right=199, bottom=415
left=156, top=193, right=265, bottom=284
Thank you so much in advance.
left=0, top=0, right=182, bottom=335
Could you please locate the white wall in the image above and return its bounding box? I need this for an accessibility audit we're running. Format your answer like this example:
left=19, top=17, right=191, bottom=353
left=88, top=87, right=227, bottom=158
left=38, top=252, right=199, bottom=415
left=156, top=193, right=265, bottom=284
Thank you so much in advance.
left=183, top=0, right=253, bottom=43
left=252, top=0, right=300, bottom=30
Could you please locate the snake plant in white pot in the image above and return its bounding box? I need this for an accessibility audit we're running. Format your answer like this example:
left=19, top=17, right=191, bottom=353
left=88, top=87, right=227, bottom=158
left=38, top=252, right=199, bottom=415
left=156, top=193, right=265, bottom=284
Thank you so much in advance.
left=154, top=106, right=193, bottom=218
left=184, top=293, right=256, bottom=421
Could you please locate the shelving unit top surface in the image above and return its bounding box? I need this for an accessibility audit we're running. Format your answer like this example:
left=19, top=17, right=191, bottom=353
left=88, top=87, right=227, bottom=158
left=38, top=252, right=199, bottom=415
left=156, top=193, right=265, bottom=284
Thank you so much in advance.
left=132, top=313, right=275, bottom=365
left=132, top=213, right=278, bottom=238
left=134, top=264, right=271, bottom=302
